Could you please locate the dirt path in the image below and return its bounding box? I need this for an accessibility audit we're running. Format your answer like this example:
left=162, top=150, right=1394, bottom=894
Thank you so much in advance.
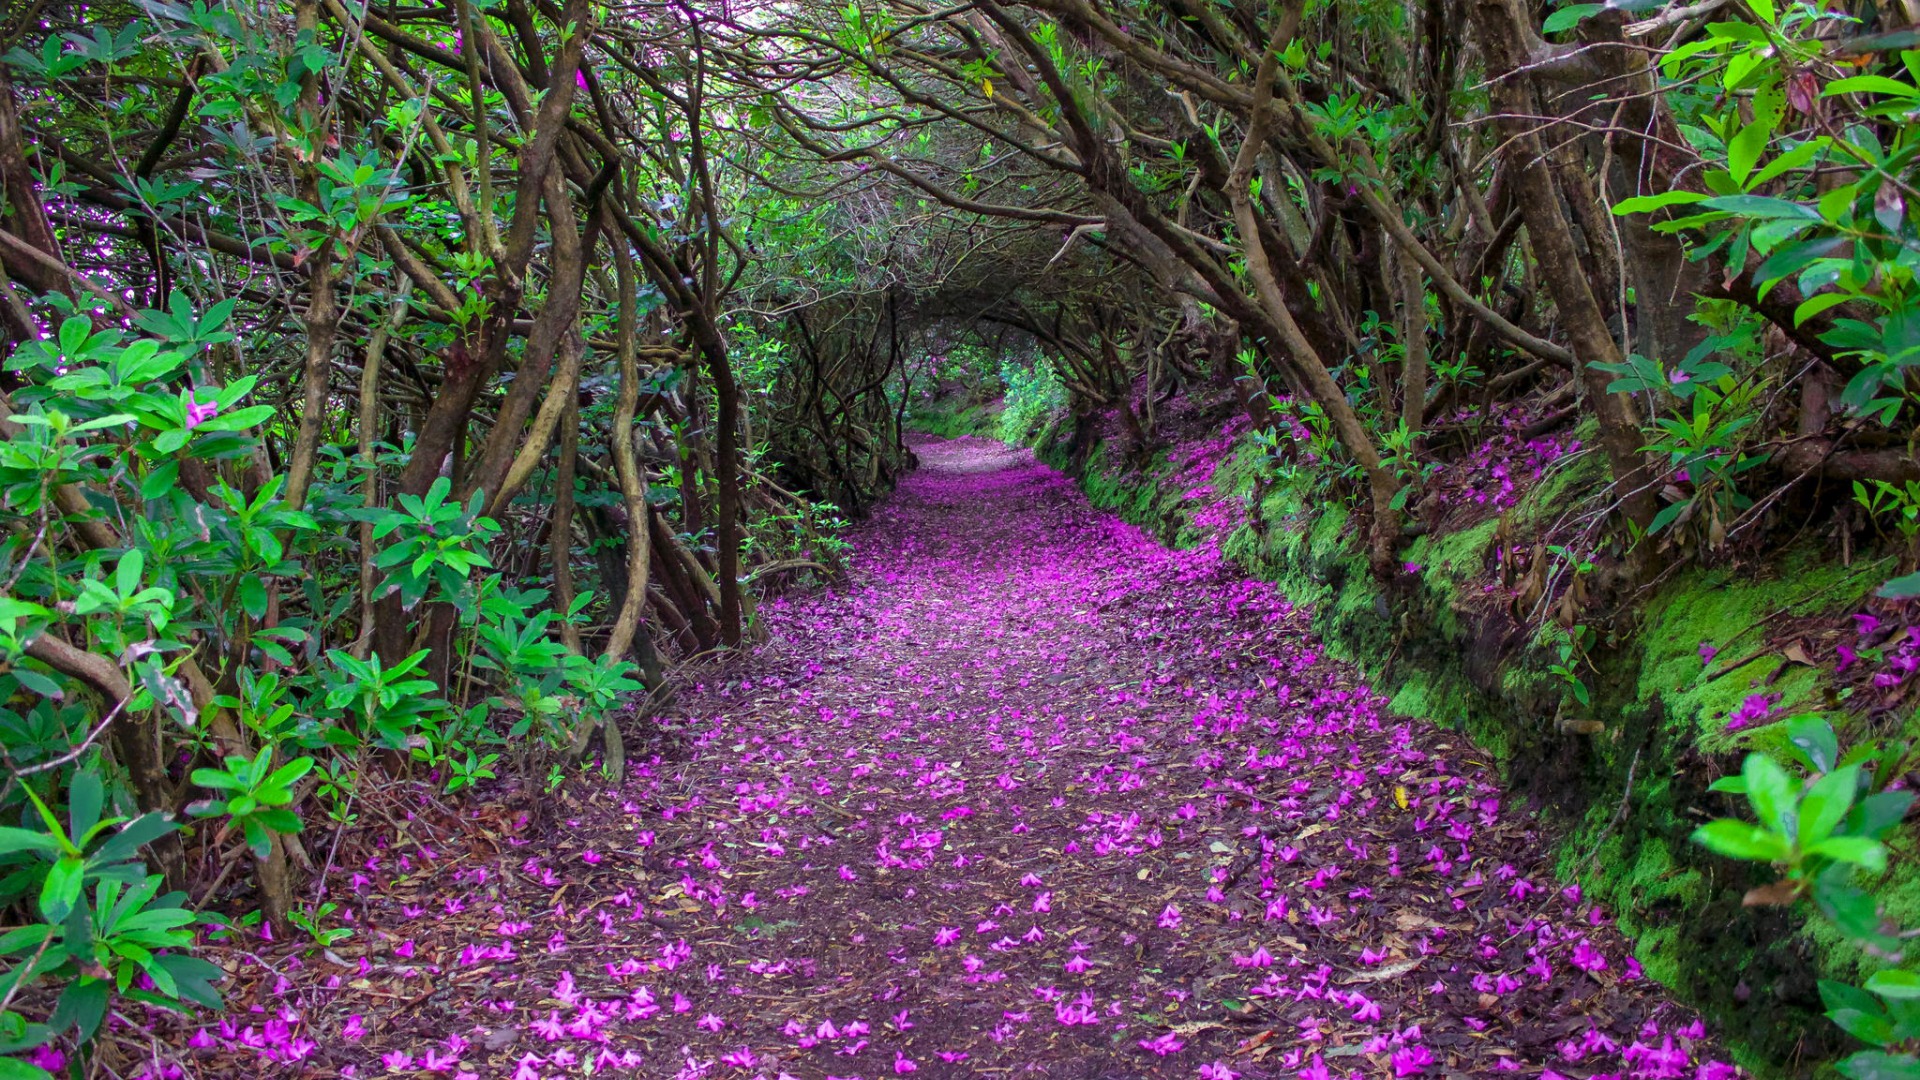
left=182, top=437, right=1736, bottom=1080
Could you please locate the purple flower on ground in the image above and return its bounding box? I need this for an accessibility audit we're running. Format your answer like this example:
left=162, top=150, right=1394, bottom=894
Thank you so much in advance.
left=1725, top=693, right=1778, bottom=732
left=1571, top=939, right=1608, bottom=973
left=1137, top=1031, right=1184, bottom=1056
left=1391, top=1044, right=1434, bottom=1076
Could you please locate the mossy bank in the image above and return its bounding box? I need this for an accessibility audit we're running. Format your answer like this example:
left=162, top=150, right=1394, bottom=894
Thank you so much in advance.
left=1000, top=414, right=1899, bottom=1078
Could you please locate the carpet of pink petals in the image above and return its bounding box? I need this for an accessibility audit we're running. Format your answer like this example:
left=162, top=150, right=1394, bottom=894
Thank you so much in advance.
left=156, top=436, right=1740, bottom=1080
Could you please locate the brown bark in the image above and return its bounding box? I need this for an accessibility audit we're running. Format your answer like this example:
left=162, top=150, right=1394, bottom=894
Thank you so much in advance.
left=1564, top=16, right=1868, bottom=372
left=1473, top=0, right=1659, bottom=546
left=1772, top=440, right=1920, bottom=484
left=463, top=173, right=595, bottom=512
left=602, top=236, right=655, bottom=667
left=1219, top=17, right=1402, bottom=575
left=701, top=324, right=745, bottom=647
left=0, top=69, right=70, bottom=297
left=552, top=389, right=585, bottom=657
left=491, top=324, right=587, bottom=516
left=282, top=253, right=339, bottom=511
left=1399, top=240, right=1429, bottom=442
left=392, top=0, right=590, bottom=504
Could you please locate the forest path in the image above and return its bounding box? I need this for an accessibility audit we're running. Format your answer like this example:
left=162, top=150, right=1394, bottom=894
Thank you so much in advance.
left=191, top=437, right=1733, bottom=1080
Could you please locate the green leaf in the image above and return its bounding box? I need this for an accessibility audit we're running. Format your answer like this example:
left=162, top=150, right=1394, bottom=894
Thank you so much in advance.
left=1649, top=499, right=1691, bottom=534
left=113, top=550, right=144, bottom=601
left=1823, top=977, right=1888, bottom=1019
left=1691, top=819, right=1790, bottom=862
left=1784, top=714, right=1840, bottom=773
left=1810, top=835, right=1888, bottom=871
left=1744, top=753, right=1797, bottom=833
left=1812, top=864, right=1889, bottom=941
left=38, top=857, right=83, bottom=921
left=1727, top=121, right=1772, bottom=187
left=140, top=461, right=181, bottom=501
left=0, top=1058, right=55, bottom=1080
left=7, top=668, right=60, bottom=700
left=1796, top=291, right=1855, bottom=327
left=1751, top=137, right=1829, bottom=187
left=90, top=813, right=177, bottom=867
left=192, top=404, right=274, bottom=432
left=69, top=413, right=138, bottom=434
left=0, top=828, right=61, bottom=859
left=1837, top=1051, right=1920, bottom=1080
left=188, top=769, right=244, bottom=792
left=49, top=977, right=107, bottom=1040
left=1820, top=976, right=1896, bottom=1045
left=240, top=817, right=271, bottom=860
left=123, top=342, right=187, bottom=386
left=1869, top=971, right=1920, bottom=1000
left=1543, top=3, right=1602, bottom=31
left=1702, top=194, right=1821, bottom=220
left=152, top=953, right=224, bottom=1009
left=1612, top=191, right=1713, bottom=216
left=1829, top=1005, right=1897, bottom=1049
left=56, top=317, right=94, bottom=361
left=1850, top=791, right=1914, bottom=840
left=266, top=757, right=315, bottom=788
left=1825, top=75, right=1920, bottom=99
left=1799, top=764, right=1861, bottom=846
left=237, top=576, right=268, bottom=621
left=1755, top=237, right=1849, bottom=286
left=1878, top=571, right=1920, bottom=600
left=0, top=926, right=52, bottom=956
left=253, top=808, right=302, bottom=834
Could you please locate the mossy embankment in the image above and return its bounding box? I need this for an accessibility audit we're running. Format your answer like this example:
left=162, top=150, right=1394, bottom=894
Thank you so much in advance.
left=906, top=399, right=1000, bottom=441
left=1016, top=415, right=1899, bottom=1078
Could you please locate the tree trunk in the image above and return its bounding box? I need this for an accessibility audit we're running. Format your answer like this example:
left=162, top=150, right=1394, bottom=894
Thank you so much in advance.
left=1472, top=0, right=1658, bottom=549
left=1399, top=240, right=1430, bottom=443
left=603, top=236, right=657, bottom=669
left=551, top=386, right=585, bottom=657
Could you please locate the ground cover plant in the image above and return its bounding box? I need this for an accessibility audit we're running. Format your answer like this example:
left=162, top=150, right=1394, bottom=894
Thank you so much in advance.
left=0, top=0, right=1914, bottom=1074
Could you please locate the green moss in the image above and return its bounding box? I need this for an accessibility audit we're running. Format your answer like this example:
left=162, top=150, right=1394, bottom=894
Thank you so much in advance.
left=1638, top=553, right=1880, bottom=742
left=1514, top=427, right=1607, bottom=531
left=1044, top=423, right=1903, bottom=1078
left=906, top=400, right=997, bottom=439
